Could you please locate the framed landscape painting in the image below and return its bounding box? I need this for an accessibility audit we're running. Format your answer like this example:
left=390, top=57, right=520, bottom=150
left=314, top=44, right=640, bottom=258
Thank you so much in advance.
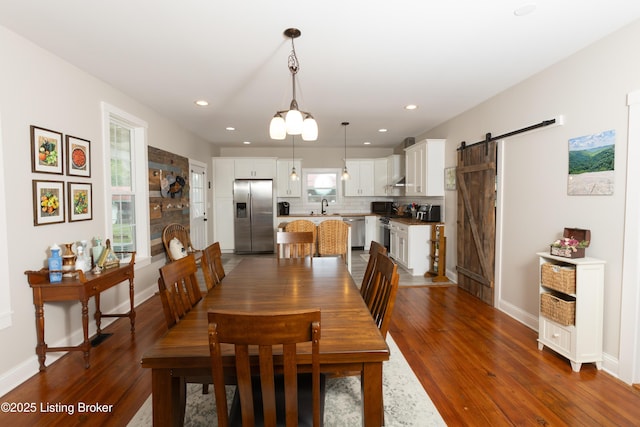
left=32, top=180, right=65, bottom=226
left=567, top=129, right=615, bottom=195
left=31, top=125, right=63, bottom=174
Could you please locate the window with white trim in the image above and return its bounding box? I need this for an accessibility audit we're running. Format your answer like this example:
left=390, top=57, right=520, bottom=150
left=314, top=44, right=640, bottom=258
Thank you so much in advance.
left=102, top=103, right=149, bottom=263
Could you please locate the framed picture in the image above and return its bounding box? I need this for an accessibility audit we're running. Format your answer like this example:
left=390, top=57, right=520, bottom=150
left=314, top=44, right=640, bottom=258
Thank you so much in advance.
left=31, top=125, right=63, bottom=174
left=444, top=167, right=457, bottom=191
left=32, top=180, right=65, bottom=226
left=68, top=182, right=92, bottom=222
left=66, top=135, right=91, bottom=177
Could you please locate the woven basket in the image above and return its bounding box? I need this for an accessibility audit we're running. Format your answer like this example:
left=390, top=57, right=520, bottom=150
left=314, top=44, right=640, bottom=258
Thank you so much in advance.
left=541, top=263, right=576, bottom=294
left=540, top=292, right=575, bottom=326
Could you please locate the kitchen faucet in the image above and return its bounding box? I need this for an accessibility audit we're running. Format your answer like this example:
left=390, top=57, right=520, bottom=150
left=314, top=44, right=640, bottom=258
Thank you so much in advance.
left=321, top=199, right=329, bottom=215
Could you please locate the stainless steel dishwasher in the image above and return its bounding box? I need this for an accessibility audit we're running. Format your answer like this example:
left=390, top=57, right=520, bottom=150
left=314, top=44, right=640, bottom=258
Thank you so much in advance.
left=343, top=216, right=365, bottom=248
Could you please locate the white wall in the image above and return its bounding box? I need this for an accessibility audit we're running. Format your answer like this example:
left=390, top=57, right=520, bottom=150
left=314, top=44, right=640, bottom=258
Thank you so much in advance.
left=0, top=25, right=216, bottom=395
left=418, top=19, right=640, bottom=377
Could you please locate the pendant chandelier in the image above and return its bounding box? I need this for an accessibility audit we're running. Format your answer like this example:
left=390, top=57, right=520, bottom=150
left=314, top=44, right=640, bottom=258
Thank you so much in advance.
left=290, top=135, right=299, bottom=181
left=269, top=28, right=318, bottom=141
left=341, top=122, right=350, bottom=181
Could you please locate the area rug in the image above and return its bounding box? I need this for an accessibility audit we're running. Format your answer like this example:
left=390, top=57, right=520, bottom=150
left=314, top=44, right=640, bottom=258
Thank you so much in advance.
left=128, top=334, right=446, bottom=426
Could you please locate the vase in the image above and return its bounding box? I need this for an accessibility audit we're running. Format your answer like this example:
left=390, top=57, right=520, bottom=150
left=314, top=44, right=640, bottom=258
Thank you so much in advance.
left=62, top=243, right=77, bottom=277
left=48, top=244, right=62, bottom=283
left=92, top=237, right=103, bottom=268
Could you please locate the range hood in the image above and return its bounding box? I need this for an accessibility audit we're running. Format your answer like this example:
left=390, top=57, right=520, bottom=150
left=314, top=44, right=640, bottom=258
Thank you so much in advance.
left=392, top=176, right=406, bottom=187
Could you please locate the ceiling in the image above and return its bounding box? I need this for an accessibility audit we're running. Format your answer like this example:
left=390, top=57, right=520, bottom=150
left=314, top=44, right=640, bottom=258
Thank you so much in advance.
left=2, top=1, right=640, bottom=148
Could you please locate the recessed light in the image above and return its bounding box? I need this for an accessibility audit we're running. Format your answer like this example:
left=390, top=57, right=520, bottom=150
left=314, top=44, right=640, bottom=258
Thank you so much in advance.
left=514, top=3, right=536, bottom=16
left=226, top=127, right=236, bottom=131
left=404, top=104, right=418, bottom=110
left=194, top=100, right=209, bottom=107
left=378, top=128, right=388, bottom=133
left=243, top=141, right=251, bottom=145
left=363, top=141, right=371, bottom=145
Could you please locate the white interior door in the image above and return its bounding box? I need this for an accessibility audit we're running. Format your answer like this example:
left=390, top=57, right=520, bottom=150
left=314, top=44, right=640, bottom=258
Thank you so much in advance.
left=190, top=160, right=207, bottom=250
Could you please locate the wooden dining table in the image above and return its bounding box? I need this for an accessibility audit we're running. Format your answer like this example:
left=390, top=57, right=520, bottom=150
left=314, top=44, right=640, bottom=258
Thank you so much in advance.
left=141, top=256, right=389, bottom=426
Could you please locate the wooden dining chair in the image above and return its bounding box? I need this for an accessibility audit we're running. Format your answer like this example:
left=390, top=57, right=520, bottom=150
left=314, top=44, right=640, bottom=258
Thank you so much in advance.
left=284, top=219, right=317, bottom=256
left=157, top=254, right=203, bottom=327
left=157, top=254, right=210, bottom=398
left=360, top=240, right=388, bottom=302
left=162, top=222, right=202, bottom=264
left=317, top=220, right=349, bottom=260
left=365, top=252, right=400, bottom=339
left=208, top=309, right=325, bottom=427
left=277, top=231, right=315, bottom=259
left=201, top=242, right=225, bottom=291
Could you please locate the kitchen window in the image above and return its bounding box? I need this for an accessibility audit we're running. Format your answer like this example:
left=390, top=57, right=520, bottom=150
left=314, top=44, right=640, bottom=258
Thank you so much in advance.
left=303, top=169, right=339, bottom=205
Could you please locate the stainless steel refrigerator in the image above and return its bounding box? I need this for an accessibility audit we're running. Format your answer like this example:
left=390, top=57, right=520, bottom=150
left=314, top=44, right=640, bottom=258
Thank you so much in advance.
left=233, top=179, right=274, bottom=254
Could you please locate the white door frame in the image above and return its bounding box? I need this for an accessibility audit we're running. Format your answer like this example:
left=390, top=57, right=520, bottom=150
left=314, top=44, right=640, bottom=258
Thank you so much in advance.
left=619, top=90, right=640, bottom=384
left=189, top=159, right=208, bottom=250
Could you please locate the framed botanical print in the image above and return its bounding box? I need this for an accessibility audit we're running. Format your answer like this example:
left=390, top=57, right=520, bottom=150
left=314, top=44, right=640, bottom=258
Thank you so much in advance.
left=66, top=135, right=91, bottom=177
left=68, top=182, right=92, bottom=222
left=31, top=125, right=63, bottom=174
left=444, top=167, right=457, bottom=191
left=32, top=180, right=65, bottom=226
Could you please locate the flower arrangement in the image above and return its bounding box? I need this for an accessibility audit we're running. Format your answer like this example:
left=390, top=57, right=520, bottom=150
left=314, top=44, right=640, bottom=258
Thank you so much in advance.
left=551, top=237, right=590, bottom=253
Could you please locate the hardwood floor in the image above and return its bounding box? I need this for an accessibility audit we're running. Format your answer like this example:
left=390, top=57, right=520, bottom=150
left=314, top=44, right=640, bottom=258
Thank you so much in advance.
left=1, top=256, right=639, bottom=426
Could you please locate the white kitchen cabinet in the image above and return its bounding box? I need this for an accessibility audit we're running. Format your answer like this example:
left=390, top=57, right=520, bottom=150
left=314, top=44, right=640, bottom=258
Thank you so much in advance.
left=405, top=139, right=445, bottom=197
left=536, top=252, right=605, bottom=372
left=344, top=159, right=374, bottom=196
left=213, top=157, right=235, bottom=197
left=234, top=158, right=276, bottom=179
left=389, top=220, right=430, bottom=276
left=276, top=159, right=302, bottom=197
left=373, top=155, right=403, bottom=196
left=373, top=158, right=388, bottom=197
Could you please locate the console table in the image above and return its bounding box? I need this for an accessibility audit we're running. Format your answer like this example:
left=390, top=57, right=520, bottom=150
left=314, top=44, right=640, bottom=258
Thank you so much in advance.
left=25, top=253, right=136, bottom=371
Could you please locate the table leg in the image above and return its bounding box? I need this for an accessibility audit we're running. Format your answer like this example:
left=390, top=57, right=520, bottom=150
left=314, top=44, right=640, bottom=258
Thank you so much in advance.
left=128, top=276, right=136, bottom=332
left=94, top=292, right=103, bottom=335
left=361, top=361, right=383, bottom=427
left=34, top=301, right=47, bottom=372
left=152, top=369, right=185, bottom=426
left=81, top=299, right=91, bottom=368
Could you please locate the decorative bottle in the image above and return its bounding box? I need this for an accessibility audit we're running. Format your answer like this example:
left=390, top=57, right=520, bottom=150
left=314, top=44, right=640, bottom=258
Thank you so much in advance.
left=92, top=237, right=103, bottom=268
left=48, top=244, right=63, bottom=283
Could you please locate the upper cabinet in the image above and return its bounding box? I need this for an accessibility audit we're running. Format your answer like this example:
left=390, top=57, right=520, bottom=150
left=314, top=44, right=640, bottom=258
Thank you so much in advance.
left=234, top=158, right=276, bottom=179
left=344, top=159, right=375, bottom=196
left=405, top=139, right=445, bottom=197
left=276, top=159, right=302, bottom=197
left=373, top=154, right=403, bottom=196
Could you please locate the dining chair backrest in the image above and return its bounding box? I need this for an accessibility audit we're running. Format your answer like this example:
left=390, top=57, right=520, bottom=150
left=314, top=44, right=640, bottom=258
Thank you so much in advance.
left=201, top=242, right=225, bottom=291
left=284, top=220, right=317, bottom=256
left=208, top=309, right=324, bottom=427
left=277, top=231, right=315, bottom=259
left=157, top=254, right=203, bottom=328
left=360, top=240, right=388, bottom=302
left=317, top=220, right=349, bottom=258
left=162, top=222, right=202, bottom=263
left=366, top=252, right=400, bottom=339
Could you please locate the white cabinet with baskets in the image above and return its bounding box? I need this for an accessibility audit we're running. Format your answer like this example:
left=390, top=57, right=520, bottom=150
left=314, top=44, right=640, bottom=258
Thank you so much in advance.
left=536, top=252, right=605, bottom=372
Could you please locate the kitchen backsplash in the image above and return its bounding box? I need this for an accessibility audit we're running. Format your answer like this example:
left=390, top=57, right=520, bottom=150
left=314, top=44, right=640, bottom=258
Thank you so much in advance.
left=277, top=195, right=444, bottom=216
